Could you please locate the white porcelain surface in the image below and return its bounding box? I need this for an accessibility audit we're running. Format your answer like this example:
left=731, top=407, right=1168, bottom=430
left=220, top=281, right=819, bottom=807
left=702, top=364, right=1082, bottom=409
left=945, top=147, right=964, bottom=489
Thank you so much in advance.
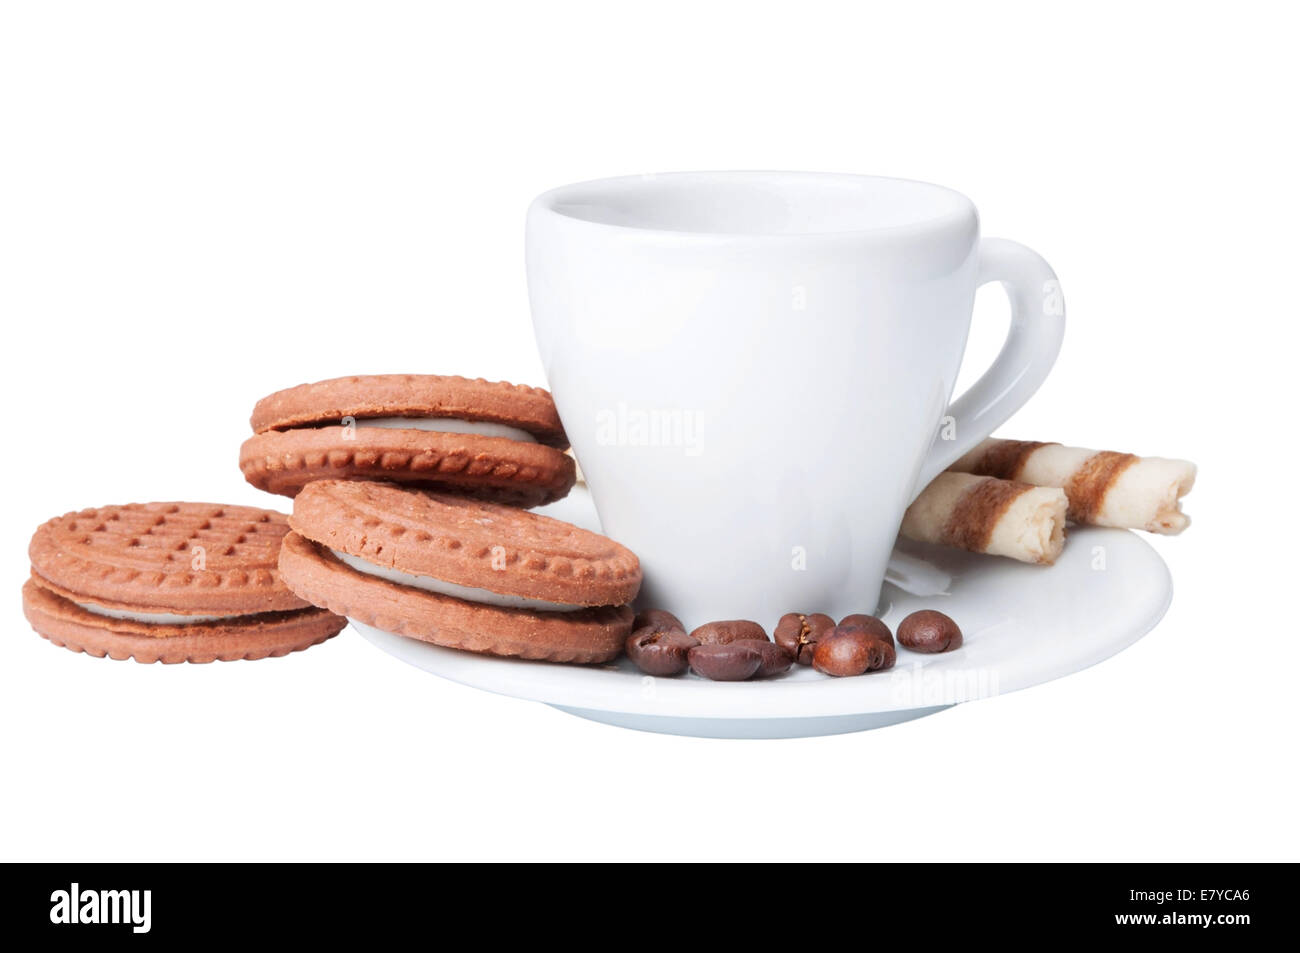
left=526, top=172, right=1066, bottom=624
left=352, top=490, right=1171, bottom=739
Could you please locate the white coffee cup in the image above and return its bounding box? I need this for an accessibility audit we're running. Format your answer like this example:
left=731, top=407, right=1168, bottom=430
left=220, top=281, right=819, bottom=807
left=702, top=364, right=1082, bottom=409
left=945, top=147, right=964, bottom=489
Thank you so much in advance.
left=527, top=172, right=1064, bottom=624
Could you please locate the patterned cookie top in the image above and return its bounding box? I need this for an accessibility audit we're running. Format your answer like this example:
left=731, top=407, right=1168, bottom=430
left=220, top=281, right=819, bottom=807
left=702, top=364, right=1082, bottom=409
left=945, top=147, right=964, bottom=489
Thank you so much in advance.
left=29, top=502, right=310, bottom=615
left=289, top=480, right=641, bottom=606
left=249, top=374, right=569, bottom=448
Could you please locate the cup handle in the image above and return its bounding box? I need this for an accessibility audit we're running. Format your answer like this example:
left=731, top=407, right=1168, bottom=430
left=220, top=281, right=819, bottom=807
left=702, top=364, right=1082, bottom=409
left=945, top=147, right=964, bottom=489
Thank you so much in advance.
left=913, top=237, right=1066, bottom=494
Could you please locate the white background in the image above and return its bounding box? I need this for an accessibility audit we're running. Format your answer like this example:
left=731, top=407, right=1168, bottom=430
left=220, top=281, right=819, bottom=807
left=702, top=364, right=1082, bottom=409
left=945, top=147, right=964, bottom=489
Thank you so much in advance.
left=2, top=2, right=1296, bottom=861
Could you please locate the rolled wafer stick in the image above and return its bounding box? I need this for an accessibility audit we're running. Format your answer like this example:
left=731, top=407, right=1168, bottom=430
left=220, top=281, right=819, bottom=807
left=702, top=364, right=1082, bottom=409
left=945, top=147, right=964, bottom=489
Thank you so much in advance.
left=950, top=439, right=1196, bottom=535
left=901, top=472, right=1067, bottom=565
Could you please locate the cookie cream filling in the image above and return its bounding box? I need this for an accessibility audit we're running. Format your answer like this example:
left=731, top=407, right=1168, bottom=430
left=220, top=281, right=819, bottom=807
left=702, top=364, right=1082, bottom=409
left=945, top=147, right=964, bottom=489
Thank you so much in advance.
left=330, top=550, right=584, bottom=612
left=74, top=602, right=250, bottom=624
left=345, top=417, right=537, bottom=443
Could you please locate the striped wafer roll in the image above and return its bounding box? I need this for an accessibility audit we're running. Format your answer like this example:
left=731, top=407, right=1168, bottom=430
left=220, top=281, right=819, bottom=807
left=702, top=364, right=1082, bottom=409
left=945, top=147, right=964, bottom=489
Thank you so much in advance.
left=901, top=472, right=1067, bottom=565
left=951, top=439, right=1196, bottom=535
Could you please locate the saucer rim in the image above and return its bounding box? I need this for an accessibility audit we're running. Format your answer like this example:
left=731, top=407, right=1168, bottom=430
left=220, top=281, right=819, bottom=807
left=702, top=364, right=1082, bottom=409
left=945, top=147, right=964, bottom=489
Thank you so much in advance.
left=349, top=524, right=1172, bottom=722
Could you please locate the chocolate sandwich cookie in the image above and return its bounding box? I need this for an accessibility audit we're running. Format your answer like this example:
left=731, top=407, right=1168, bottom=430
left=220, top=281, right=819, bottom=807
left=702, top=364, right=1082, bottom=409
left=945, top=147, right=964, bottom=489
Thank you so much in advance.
left=24, top=502, right=346, bottom=663
left=278, top=480, right=641, bottom=663
left=240, top=374, right=576, bottom=506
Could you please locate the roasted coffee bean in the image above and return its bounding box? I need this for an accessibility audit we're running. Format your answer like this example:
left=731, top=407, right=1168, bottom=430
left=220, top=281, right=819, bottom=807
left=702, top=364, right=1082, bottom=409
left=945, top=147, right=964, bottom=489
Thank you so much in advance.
left=690, top=619, right=768, bottom=645
left=626, top=625, right=699, bottom=676
left=633, top=608, right=685, bottom=633
left=897, top=610, right=963, bottom=653
left=734, top=639, right=794, bottom=678
left=839, top=613, right=894, bottom=647
left=688, top=642, right=764, bottom=681
left=774, top=612, right=835, bottom=665
left=813, top=625, right=895, bottom=677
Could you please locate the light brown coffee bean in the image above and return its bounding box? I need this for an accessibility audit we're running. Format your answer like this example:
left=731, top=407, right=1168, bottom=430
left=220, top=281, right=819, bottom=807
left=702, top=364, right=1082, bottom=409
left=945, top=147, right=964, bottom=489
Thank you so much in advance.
left=633, top=608, right=685, bottom=633
left=839, top=613, right=894, bottom=647
left=689, top=619, right=768, bottom=645
left=897, top=610, right=962, bottom=653
left=812, top=626, right=895, bottom=677
left=687, top=642, right=765, bottom=681
left=626, top=625, right=699, bottom=676
left=774, top=612, right=835, bottom=665
left=734, top=639, right=794, bottom=678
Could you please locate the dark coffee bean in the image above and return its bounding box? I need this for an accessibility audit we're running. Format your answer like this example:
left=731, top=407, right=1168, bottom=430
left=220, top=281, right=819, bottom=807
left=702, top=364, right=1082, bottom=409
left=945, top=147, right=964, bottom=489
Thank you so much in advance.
left=633, top=608, right=685, bottom=632
left=812, top=626, right=895, bottom=677
left=734, top=639, right=794, bottom=678
left=626, top=625, right=698, bottom=676
left=687, top=642, right=764, bottom=681
left=774, top=612, right=835, bottom=665
left=897, top=610, right=963, bottom=653
left=839, top=613, right=894, bottom=647
left=690, top=619, right=768, bottom=645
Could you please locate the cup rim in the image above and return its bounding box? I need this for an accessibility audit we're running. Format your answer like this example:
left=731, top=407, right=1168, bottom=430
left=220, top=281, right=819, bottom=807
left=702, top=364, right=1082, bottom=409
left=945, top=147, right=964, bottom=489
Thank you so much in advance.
left=528, top=170, right=977, bottom=241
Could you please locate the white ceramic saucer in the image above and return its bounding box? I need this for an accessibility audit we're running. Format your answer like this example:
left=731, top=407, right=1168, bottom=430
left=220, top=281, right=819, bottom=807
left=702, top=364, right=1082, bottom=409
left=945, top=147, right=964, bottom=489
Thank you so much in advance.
left=352, top=488, right=1172, bottom=739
